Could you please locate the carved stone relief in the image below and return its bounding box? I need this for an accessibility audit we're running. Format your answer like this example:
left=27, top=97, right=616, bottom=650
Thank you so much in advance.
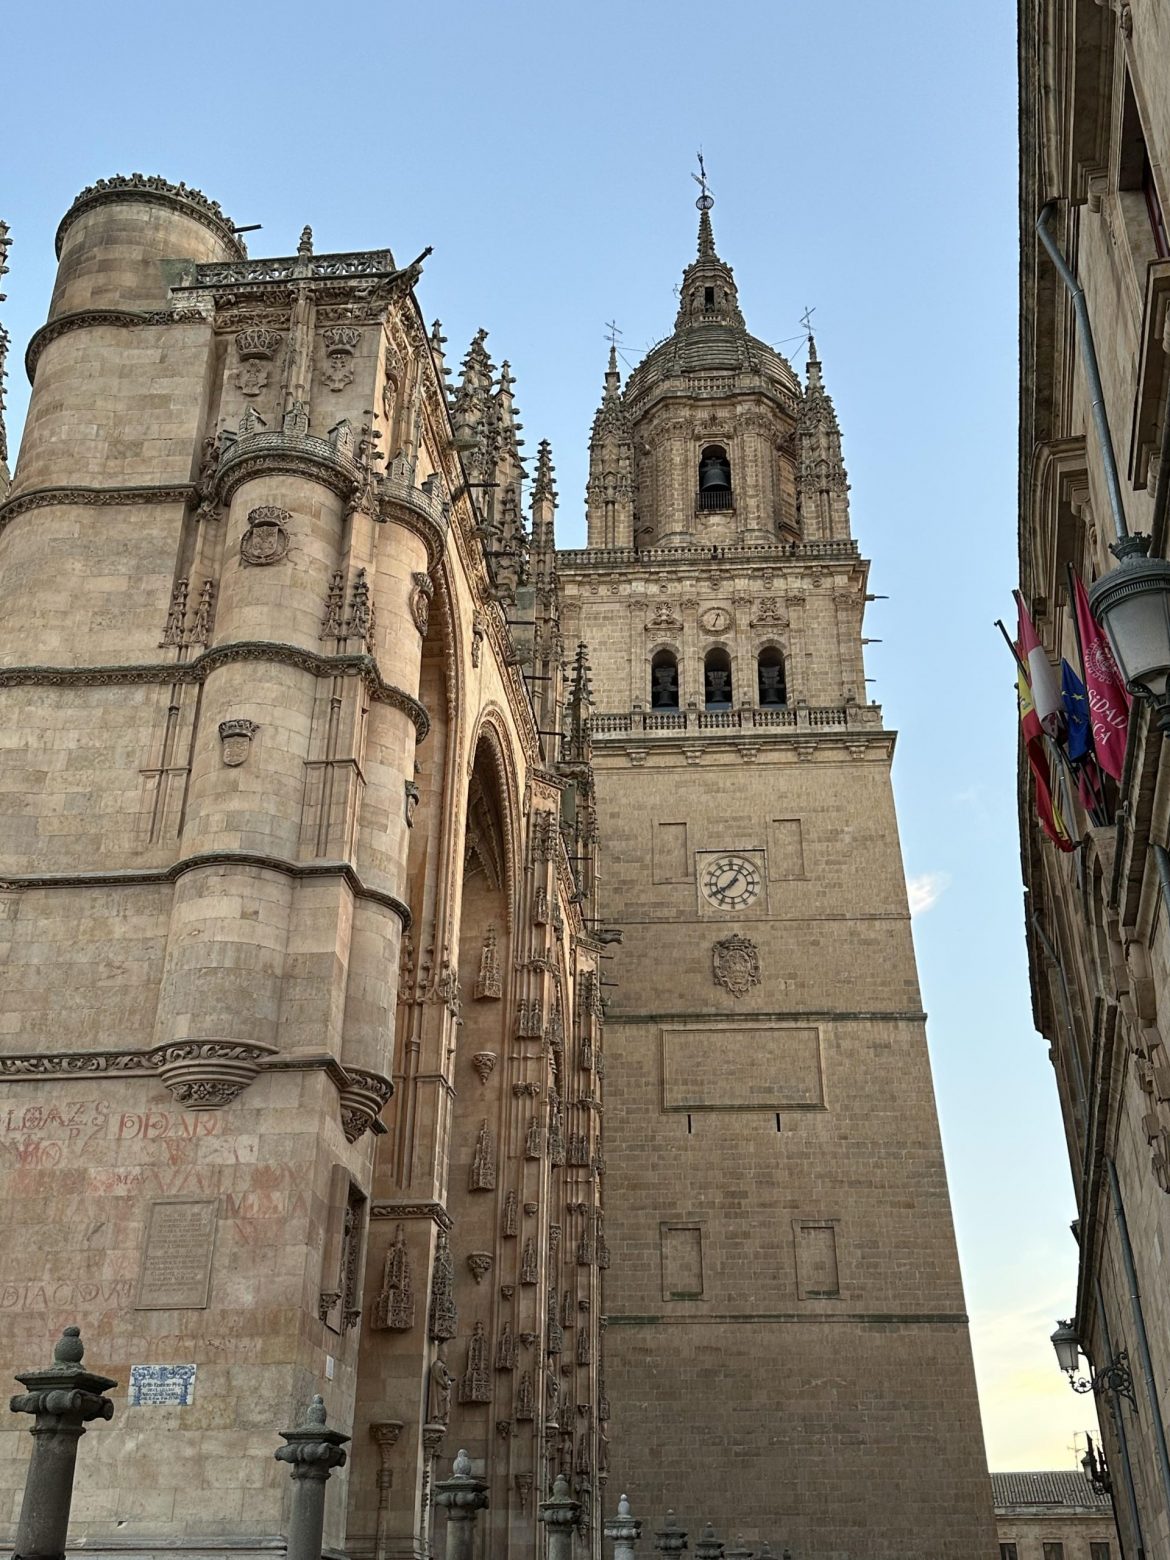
left=240, top=505, right=291, bottom=566
left=712, top=933, right=761, bottom=997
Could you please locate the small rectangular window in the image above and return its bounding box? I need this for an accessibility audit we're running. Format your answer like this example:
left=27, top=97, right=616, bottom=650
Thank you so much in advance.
left=1090, top=1544, right=1111, bottom=1560
left=999, top=1546, right=1018, bottom=1560
left=1042, top=1543, right=1065, bottom=1560
left=703, top=286, right=715, bottom=306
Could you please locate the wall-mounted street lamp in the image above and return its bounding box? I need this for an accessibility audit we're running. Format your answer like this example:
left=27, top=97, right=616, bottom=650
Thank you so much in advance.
left=1089, top=535, right=1170, bottom=735
left=1050, top=1320, right=1138, bottom=1408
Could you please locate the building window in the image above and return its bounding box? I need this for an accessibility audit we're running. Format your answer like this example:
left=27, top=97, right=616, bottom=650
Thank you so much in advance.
left=698, top=444, right=733, bottom=510
left=1119, top=74, right=1169, bottom=260
left=704, top=647, right=733, bottom=710
left=651, top=648, right=679, bottom=710
left=1042, top=1544, right=1064, bottom=1560
left=703, top=285, right=715, bottom=307
left=757, top=647, right=787, bottom=706
left=1090, top=1545, right=1111, bottom=1560
left=999, top=1546, right=1018, bottom=1560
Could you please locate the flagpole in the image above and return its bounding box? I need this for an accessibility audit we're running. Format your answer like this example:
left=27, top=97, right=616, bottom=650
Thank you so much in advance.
left=995, top=618, right=1027, bottom=675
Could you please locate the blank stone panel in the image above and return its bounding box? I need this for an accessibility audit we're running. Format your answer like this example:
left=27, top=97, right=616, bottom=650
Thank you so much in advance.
left=770, top=817, right=806, bottom=878
left=653, top=821, right=689, bottom=882
left=660, top=1022, right=823, bottom=1110
left=660, top=1223, right=703, bottom=1299
left=795, top=1220, right=840, bottom=1298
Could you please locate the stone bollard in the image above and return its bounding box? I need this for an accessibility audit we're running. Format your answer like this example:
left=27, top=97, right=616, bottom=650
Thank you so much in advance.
left=604, top=1493, right=643, bottom=1560
left=653, top=1511, right=688, bottom=1560
left=724, top=1537, right=754, bottom=1560
left=540, top=1472, right=582, bottom=1560
left=10, top=1325, right=116, bottom=1560
left=434, top=1449, right=489, bottom=1560
left=275, top=1395, right=350, bottom=1560
left=694, top=1524, right=724, bottom=1560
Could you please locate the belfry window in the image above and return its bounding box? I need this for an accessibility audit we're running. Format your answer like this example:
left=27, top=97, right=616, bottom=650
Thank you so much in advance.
left=698, top=445, right=732, bottom=511
left=757, top=647, right=787, bottom=707
left=703, top=286, right=715, bottom=307
left=651, top=649, right=680, bottom=710
left=704, top=648, right=733, bottom=710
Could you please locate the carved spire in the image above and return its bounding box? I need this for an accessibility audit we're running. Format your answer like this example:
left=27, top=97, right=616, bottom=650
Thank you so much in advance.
left=429, top=319, right=449, bottom=387
left=797, top=336, right=850, bottom=542
left=562, top=642, right=594, bottom=767
left=530, top=440, right=559, bottom=592
left=586, top=344, right=635, bottom=548
left=697, top=204, right=716, bottom=259
left=673, top=202, right=744, bottom=332
left=0, top=219, right=11, bottom=498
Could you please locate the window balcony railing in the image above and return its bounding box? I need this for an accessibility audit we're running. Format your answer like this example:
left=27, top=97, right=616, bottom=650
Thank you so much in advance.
left=591, top=705, right=882, bottom=737
left=697, top=490, right=734, bottom=512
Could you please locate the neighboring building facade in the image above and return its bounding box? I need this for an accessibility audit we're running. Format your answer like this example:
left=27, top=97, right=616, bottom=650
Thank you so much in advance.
left=559, top=210, right=995, bottom=1557
left=993, top=1470, right=1117, bottom=1560
left=1019, top=2, right=1170, bottom=1557
left=0, top=176, right=992, bottom=1559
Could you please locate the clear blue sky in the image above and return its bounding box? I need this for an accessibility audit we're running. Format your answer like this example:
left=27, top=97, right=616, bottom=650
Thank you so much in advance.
left=1, top=0, right=1089, bottom=1468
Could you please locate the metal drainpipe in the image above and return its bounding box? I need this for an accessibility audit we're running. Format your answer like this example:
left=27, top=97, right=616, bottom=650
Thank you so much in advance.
left=1097, top=1273, right=1146, bottom=1559
left=1036, top=202, right=1130, bottom=544
left=1106, top=1155, right=1170, bottom=1525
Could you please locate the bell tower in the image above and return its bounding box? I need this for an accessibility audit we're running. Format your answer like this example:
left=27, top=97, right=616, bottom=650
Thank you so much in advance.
left=559, top=191, right=995, bottom=1559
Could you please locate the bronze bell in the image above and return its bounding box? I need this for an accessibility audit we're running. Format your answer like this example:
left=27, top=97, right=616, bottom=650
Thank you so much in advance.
left=699, top=455, right=731, bottom=492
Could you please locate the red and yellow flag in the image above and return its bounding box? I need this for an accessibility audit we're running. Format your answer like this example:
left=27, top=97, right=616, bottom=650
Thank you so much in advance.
left=1018, top=665, right=1075, bottom=850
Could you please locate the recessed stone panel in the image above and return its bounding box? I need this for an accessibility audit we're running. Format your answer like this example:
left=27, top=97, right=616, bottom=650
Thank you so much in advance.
left=660, top=1021, right=823, bottom=1110
left=136, top=1197, right=218, bottom=1310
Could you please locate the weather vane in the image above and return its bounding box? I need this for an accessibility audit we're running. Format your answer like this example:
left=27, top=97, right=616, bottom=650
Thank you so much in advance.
left=800, top=304, right=816, bottom=339
left=604, top=319, right=623, bottom=349
left=692, top=150, right=714, bottom=212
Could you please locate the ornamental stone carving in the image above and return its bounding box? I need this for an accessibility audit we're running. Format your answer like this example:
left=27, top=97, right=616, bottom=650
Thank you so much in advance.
left=371, top=1223, right=414, bottom=1330
left=323, top=326, right=361, bottom=391
left=154, top=1041, right=276, bottom=1109
left=233, top=328, right=281, bottom=396
left=410, top=571, right=434, bottom=636
left=458, top=1319, right=491, bottom=1404
left=218, top=718, right=259, bottom=767
left=240, top=505, right=291, bottom=566
left=338, top=1067, right=395, bottom=1142
left=471, top=1051, right=497, bottom=1084
left=467, top=1251, right=493, bottom=1286
left=428, top=1231, right=457, bottom=1342
left=474, top=925, right=502, bottom=1000
left=712, top=933, right=761, bottom=997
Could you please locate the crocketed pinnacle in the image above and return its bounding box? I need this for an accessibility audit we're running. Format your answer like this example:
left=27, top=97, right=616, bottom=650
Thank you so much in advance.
left=697, top=204, right=716, bottom=258
left=0, top=218, right=11, bottom=489
left=806, top=333, right=823, bottom=391
left=532, top=439, right=557, bottom=504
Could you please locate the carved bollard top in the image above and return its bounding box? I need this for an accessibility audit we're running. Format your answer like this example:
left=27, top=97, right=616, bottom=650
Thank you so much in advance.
left=654, top=1511, right=689, bottom=1557
left=605, top=1492, right=643, bottom=1545
left=539, top=1472, right=581, bottom=1531
left=275, top=1395, right=350, bottom=1481
left=10, top=1325, right=118, bottom=1425
left=694, top=1523, right=724, bottom=1560
left=434, top=1447, right=489, bottom=1521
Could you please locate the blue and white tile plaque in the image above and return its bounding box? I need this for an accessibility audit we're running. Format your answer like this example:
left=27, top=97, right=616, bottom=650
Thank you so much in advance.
left=128, top=1362, right=197, bottom=1407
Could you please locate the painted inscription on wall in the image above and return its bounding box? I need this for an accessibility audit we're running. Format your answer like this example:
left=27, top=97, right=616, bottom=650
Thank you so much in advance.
left=136, top=1198, right=218, bottom=1310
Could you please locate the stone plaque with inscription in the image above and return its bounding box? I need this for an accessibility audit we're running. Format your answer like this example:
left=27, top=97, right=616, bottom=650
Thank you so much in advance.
left=136, top=1197, right=217, bottom=1310
left=128, top=1362, right=197, bottom=1406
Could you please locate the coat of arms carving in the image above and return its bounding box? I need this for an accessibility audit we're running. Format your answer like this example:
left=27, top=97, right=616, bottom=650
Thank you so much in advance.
left=712, top=933, right=761, bottom=997
left=240, top=506, right=291, bottom=566
left=218, top=718, right=259, bottom=767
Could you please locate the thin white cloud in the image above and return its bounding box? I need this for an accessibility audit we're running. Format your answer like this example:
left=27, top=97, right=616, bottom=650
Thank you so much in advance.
left=907, top=871, right=951, bottom=916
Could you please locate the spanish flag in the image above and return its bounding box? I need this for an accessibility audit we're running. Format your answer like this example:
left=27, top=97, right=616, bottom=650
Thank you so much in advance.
left=1018, top=663, right=1076, bottom=851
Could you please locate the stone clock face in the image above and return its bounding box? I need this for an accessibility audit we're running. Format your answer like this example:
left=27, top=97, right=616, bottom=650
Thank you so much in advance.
left=700, top=854, right=762, bottom=909
left=700, top=607, right=732, bottom=634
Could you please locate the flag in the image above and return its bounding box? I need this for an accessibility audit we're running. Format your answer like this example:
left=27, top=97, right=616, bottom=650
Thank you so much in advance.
left=1018, top=666, right=1076, bottom=850
left=1071, top=571, right=1131, bottom=782
left=1016, top=592, right=1064, bottom=737
left=1061, top=659, right=1092, bottom=762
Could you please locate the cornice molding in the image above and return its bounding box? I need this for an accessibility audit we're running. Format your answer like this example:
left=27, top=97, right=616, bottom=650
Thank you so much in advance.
left=0, top=482, right=195, bottom=536
left=56, top=177, right=246, bottom=261
left=0, top=850, right=411, bottom=929
left=370, top=1199, right=453, bottom=1231
left=0, top=640, right=429, bottom=739
left=24, top=308, right=204, bottom=382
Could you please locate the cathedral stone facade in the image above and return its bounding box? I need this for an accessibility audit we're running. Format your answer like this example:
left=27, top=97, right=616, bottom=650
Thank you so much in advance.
left=0, top=178, right=993, bottom=1559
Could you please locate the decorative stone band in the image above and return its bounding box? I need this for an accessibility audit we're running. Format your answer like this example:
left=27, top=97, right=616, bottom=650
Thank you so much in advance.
left=369, top=1199, right=453, bottom=1231
left=217, top=429, right=362, bottom=505
left=0, top=482, right=196, bottom=539
left=24, top=309, right=208, bottom=381
left=0, top=848, right=411, bottom=928
left=187, top=249, right=397, bottom=288
left=557, top=538, right=859, bottom=569
left=55, top=175, right=246, bottom=261
left=0, top=1044, right=393, bottom=1138
left=0, top=639, right=429, bottom=739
